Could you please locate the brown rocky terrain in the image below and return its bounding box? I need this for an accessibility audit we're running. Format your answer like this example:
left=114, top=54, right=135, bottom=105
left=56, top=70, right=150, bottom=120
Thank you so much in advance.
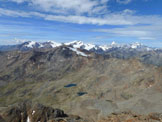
left=0, top=46, right=162, bottom=122
left=0, top=101, right=85, bottom=122
left=99, top=112, right=162, bottom=122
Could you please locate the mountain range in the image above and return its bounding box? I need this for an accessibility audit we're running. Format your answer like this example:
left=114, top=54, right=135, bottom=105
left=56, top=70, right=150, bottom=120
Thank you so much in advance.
left=1, top=40, right=162, bottom=66
left=0, top=40, right=157, bottom=52
left=0, top=41, right=162, bottom=122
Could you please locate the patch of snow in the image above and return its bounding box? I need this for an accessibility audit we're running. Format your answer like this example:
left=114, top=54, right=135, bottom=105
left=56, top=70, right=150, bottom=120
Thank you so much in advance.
left=65, top=41, right=97, bottom=51
left=32, top=110, right=35, bottom=115
left=26, top=41, right=36, bottom=48
left=149, top=84, right=152, bottom=88
left=47, top=41, right=62, bottom=48
left=99, top=42, right=122, bottom=51
left=111, top=41, right=116, bottom=45
left=38, top=44, right=44, bottom=48
left=73, top=42, right=84, bottom=48
left=27, top=116, right=30, bottom=122
left=65, top=40, right=83, bottom=48
left=99, top=45, right=111, bottom=51
left=146, top=47, right=152, bottom=51
left=69, top=47, right=88, bottom=57
left=65, top=40, right=81, bottom=45
left=131, top=42, right=142, bottom=49
left=84, top=44, right=97, bottom=50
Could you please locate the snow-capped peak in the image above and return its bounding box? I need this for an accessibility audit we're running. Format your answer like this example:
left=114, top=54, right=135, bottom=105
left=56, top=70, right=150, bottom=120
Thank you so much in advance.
left=131, top=42, right=142, bottom=49
left=111, top=41, right=116, bottom=45
left=99, top=45, right=111, bottom=51
left=83, top=43, right=98, bottom=50
left=65, top=40, right=84, bottom=48
left=23, top=41, right=43, bottom=48
left=19, top=40, right=154, bottom=53
left=65, top=41, right=98, bottom=51
left=47, top=40, right=62, bottom=48
left=65, top=40, right=83, bottom=45
left=25, top=41, right=36, bottom=48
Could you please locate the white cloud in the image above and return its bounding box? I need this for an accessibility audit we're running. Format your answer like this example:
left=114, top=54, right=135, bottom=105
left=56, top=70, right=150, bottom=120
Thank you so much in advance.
left=9, top=0, right=109, bottom=15
left=93, top=23, right=162, bottom=40
left=11, top=0, right=26, bottom=3
left=1, top=8, right=162, bottom=26
left=0, top=8, right=134, bottom=25
left=0, top=8, right=46, bottom=17
left=122, top=9, right=135, bottom=14
left=45, top=14, right=133, bottom=25
left=116, top=0, right=132, bottom=4
left=1, top=0, right=162, bottom=41
left=0, top=8, right=30, bottom=17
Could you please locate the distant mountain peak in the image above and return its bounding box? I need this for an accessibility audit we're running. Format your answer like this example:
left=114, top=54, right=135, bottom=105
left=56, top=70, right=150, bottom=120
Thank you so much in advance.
left=45, top=40, right=62, bottom=48
left=111, top=41, right=117, bottom=45
left=0, top=40, right=157, bottom=52
left=131, top=42, right=143, bottom=49
left=65, top=40, right=84, bottom=48
left=24, top=41, right=36, bottom=48
left=22, top=41, right=43, bottom=49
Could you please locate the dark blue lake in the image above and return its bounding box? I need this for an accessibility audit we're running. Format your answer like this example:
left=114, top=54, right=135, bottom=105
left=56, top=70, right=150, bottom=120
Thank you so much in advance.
left=77, top=92, right=88, bottom=96
left=64, top=84, right=77, bottom=88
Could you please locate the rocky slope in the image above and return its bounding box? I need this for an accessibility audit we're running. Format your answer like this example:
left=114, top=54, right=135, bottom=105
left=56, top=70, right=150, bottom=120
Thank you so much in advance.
left=0, top=42, right=162, bottom=121
left=99, top=112, right=162, bottom=122
left=0, top=101, right=85, bottom=122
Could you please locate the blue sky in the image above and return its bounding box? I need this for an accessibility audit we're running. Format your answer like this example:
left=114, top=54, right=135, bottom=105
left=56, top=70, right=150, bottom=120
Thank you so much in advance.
left=0, top=0, right=162, bottom=47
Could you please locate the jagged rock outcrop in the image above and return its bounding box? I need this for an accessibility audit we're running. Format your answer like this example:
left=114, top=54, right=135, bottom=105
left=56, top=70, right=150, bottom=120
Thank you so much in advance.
left=0, top=101, right=85, bottom=122
left=0, top=102, right=85, bottom=122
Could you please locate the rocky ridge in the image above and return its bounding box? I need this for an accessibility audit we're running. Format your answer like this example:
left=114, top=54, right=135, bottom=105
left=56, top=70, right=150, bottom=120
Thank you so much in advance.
left=1, top=40, right=162, bottom=66
left=0, top=101, right=85, bottom=122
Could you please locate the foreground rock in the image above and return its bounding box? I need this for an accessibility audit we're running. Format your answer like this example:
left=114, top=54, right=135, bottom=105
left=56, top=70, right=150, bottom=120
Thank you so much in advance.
left=0, top=101, right=85, bottom=122
left=98, top=112, right=162, bottom=122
